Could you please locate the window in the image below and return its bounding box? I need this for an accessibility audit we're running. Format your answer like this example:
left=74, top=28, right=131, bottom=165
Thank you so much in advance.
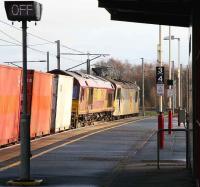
left=73, top=84, right=79, bottom=99
left=117, top=88, right=121, bottom=99
left=81, top=88, right=85, bottom=101
left=107, top=93, right=113, bottom=107
left=88, top=88, right=93, bottom=104
left=135, top=91, right=138, bottom=102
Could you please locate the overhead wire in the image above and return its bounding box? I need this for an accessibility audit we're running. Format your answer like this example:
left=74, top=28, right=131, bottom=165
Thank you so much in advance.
left=61, top=44, right=85, bottom=54
left=0, top=28, right=21, bottom=44
left=27, top=46, right=83, bottom=64
left=0, top=44, right=19, bottom=46
left=0, top=20, right=88, bottom=66
left=0, top=20, right=21, bottom=32
left=60, top=56, right=83, bottom=63
left=30, top=42, right=52, bottom=46
left=0, top=38, right=53, bottom=48
left=66, top=55, right=102, bottom=71
left=0, top=36, right=83, bottom=64
left=0, top=28, right=56, bottom=57
left=0, top=38, right=20, bottom=46
left=0, top=19, right=85, bottom=54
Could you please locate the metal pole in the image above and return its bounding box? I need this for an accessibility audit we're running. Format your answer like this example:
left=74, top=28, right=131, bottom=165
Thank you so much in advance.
left=141, top=58, right=145, bottom=116
left=87, top=59, right=90, bottom=74
left=178, top=38, right=181, bottom=109
left=172, top=61, right=175, bottom=114
left=187, top=65, right=189, bottom=112
left=168, top=26, right=172, bottom=134
left=47, top=51, right=49, bottom=72
left=87, top=53, right=90, bottom=74
left=56, top=40, right=60, bottom=70
left=20, top=20, right=30, bottom=180
left=158, top=25, right=164, bottom=149
left=159, top=25, right=163, bottom=112
left=169, top=27, right=172, bottom=107
left=177, top=38, right=181, bottom=126
left=180, top=64, right=183, bottom=108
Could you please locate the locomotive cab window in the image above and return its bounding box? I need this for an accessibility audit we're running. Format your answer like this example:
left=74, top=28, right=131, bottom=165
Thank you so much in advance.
left=88, top=88, right=94, bottom=104
left=135, top=91, right=138, bottom=102
left=107, top=93, right=113, bottom=107
left=80, top=88, right=85, bottom=101
left=116, top=88, right=121, bottom=99
left=73, top=83, right=80, bottom=100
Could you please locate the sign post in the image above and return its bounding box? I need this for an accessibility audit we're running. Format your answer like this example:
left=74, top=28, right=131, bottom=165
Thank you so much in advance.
left=5, top=1, right=42, bottom=185
left=156, top=66, right=165, bottom=149
left=157, top=26, right=165, bottom=149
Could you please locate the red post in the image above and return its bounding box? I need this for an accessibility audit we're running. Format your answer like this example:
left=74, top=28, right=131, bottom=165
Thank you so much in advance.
left=168, top=110, right=173, bottom=134
left=158, top=112, right=164, bottom=149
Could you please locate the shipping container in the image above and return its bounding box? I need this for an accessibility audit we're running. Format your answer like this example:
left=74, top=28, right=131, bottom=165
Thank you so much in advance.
left=0, top=65, right=22, bottom=146
left=27, top=70, right=53, bottom=138
left=51, top=75, right=73, bottom=132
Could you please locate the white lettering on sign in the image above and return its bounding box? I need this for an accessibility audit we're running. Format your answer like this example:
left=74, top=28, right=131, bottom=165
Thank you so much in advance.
left=157, top=67, right=163, bottom=75
left=11, top=4, right=33, bottom=16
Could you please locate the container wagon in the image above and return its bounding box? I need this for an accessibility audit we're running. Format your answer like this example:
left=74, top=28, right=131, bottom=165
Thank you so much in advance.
left=0, top=65, right=22, bottom=146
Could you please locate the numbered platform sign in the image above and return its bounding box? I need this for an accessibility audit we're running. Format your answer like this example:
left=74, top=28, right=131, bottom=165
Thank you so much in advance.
left=156, top=66, right=164, bottom=84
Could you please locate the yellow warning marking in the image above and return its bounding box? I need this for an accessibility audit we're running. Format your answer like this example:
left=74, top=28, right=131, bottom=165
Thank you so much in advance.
left=7, top=179, right=43, bottom=186
left=0, top=118, right=152, bottom=172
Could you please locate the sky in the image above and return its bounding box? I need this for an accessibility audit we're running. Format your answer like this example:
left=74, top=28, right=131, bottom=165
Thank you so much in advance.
left=0, top=0, right=189, bottom=72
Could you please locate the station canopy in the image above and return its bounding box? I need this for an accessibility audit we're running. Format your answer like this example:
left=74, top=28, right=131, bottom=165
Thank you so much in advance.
left=98, top=0, right=192, bottom=27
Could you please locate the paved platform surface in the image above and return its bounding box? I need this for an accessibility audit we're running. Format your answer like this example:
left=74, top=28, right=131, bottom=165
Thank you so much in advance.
left=109, top=118, right=195, bottom=187
left=0, top=117, right=195, bottom=187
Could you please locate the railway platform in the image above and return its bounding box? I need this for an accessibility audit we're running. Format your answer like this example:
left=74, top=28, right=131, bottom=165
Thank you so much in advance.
left=0, top=117, right=195, bottom=187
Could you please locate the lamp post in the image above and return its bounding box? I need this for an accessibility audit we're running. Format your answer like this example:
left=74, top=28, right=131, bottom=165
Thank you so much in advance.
left=172, top=60, right=175, bottom=114
left=141, top=58, right=145, bottom=116
left=164, top=35, right=181, bottom=124
left=176, top=37, right=181, bottom=126
left=164, top=26, right=173, bottom=134
left=177, top=38, right=181, bottom=110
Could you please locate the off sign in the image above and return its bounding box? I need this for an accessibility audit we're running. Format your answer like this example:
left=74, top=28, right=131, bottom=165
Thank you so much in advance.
left=5, top=1, right=42, bottom=21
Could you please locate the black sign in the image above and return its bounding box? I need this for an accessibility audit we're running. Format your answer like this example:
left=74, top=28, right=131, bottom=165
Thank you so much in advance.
left=156, top=66, right=164, bottom=84
left=5, top=1, right=42, bottom=21
left=167, top=79, right=173, bottom=86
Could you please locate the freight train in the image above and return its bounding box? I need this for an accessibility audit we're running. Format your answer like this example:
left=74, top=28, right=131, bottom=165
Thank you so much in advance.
left=0, top=65, right=140, bottom=147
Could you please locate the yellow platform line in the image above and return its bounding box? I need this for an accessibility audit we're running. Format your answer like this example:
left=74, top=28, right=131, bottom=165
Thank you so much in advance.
left=0, top=118, right=149, bottom=172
